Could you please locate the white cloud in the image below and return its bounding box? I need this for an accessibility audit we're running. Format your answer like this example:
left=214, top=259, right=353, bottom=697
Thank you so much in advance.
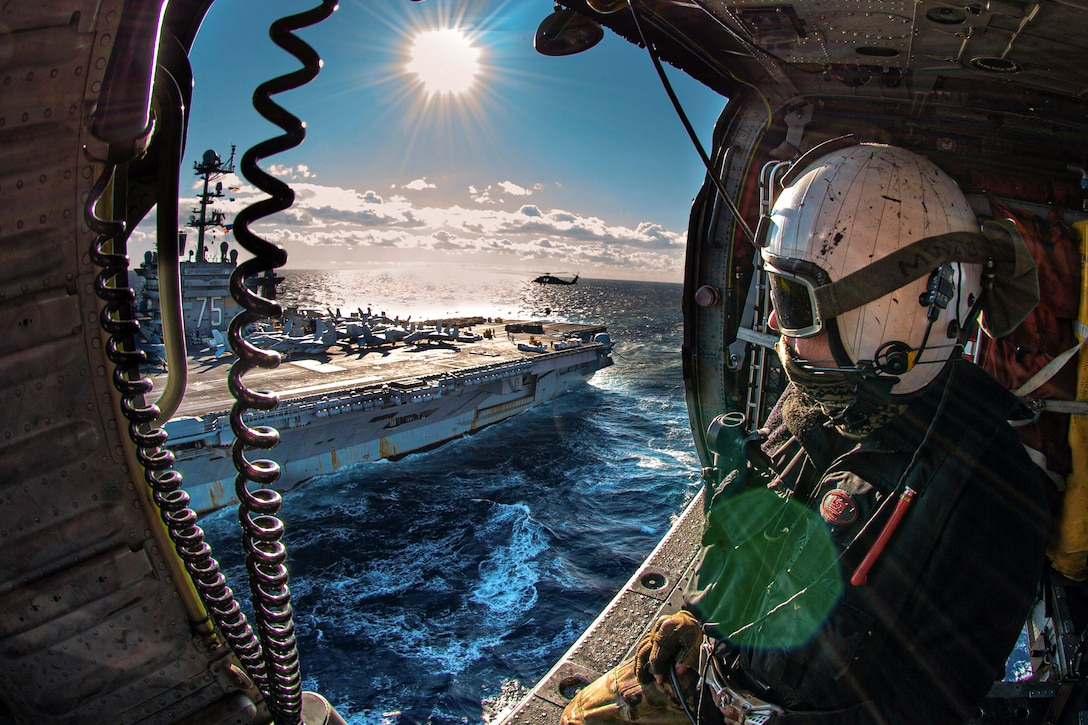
left=162, top=175, right=686, bottom=281
left=471, top=188, right=495, bottom=205
left=497, top=180, right=537, bottom=196
left=469, top=181, right=540, bottom=205
left=401, top=177, right=437, bottom=191
left=267, top=163, right=316, bottom=180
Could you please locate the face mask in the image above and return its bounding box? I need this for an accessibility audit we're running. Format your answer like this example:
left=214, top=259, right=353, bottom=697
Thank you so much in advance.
left=777, top=339, right=902, bottom=439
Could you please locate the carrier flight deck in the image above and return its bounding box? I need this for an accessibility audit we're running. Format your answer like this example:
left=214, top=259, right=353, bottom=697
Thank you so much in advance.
left=152, top=319, right=614, bottom=513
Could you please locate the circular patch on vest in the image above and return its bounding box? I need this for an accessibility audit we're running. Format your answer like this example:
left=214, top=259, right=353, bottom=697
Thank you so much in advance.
left=820, top=489, right=858, bottom=526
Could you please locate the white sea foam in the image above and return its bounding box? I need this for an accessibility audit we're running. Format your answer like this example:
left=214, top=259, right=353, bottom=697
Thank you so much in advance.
left=470, top=501, right=547, bottom=617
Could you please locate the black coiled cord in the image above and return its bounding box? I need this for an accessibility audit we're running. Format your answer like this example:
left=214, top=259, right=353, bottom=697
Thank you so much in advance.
left=87, top=164, right=276, bottom=707
left=228, top=1, right=338, bottom=722
left=87, top=65, right=278, bottom=716
left=88, top=2, right=338, bottom=720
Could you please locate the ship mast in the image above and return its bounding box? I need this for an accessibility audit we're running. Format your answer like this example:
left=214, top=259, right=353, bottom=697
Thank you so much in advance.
left=188, top=146, right=236, bottom=262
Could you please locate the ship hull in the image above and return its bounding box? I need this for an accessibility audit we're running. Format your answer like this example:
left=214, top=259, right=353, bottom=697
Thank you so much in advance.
left=171, top=343, right=611, bottom=513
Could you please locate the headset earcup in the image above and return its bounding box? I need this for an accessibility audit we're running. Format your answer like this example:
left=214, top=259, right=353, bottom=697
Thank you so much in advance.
left=874, top=341, right=913, bottom=375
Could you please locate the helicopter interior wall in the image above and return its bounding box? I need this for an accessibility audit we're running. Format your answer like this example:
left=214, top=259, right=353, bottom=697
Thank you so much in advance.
left=0, top=1, right=266, bottom=722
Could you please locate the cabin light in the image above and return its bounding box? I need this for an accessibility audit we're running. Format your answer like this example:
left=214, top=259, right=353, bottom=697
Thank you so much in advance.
left=535, top=5, right=604, bottom=56
left=970, top=56, right=1022, bottom=73
left=855, top=46, right=899, bottom=58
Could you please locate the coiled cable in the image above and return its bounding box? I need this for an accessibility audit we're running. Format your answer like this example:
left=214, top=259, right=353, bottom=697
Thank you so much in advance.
left=227, top=1, right=338, bottom=722
left=87, top=64, right=274, bottom=710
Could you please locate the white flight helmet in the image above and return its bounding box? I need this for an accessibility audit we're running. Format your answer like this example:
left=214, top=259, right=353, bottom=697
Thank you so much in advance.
left=762, top=143, right=983, bottom=396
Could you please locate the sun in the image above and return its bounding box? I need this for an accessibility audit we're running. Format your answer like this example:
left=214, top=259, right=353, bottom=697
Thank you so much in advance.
left=406, top=28, right=482, bottom=97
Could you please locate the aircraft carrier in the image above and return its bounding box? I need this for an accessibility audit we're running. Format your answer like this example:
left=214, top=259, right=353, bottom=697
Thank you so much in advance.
left=153, top=318, right=613, bottom=513
left=130, top=151, right=612, bottom=514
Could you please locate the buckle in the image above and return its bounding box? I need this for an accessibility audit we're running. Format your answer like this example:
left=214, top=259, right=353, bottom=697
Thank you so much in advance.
left=1007, top=395, right=1082, bottom=428
left=698, top=641, right=782, bottom=724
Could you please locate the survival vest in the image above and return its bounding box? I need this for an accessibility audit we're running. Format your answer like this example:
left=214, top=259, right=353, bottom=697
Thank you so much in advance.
left=684, top=361, right=1050, bottom=723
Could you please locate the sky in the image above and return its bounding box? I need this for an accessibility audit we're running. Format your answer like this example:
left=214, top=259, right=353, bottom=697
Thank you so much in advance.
left=130, top=0, right=728, bottom=282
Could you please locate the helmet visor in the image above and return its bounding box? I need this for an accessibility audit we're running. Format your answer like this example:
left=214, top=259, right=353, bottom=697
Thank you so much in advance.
left=765, top=261, right=825, bottom=338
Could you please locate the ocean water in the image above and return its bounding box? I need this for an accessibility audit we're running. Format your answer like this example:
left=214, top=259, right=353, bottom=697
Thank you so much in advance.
left=199, top=273, right=701, bottom=724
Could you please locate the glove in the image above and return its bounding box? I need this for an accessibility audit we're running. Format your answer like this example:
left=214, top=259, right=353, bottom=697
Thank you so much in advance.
left=634, top=610, right=702, bottom=685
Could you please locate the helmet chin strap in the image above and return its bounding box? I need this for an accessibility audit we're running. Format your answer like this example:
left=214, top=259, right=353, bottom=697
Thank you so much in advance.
left=776, top=323, right=891, bottom=382
left=777, top=336, right=901, bottom=437
left=817, top=315, right=965, bottom=387
left=826, top=320, right=900, bottom=385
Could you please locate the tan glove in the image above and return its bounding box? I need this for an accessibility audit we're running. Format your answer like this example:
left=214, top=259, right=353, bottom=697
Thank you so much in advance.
left=634, top=610, right=702, bottom=685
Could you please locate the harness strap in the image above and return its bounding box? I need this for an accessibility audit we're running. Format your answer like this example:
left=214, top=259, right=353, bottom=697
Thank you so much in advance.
left=1014, top=336, right=1088, bottom=398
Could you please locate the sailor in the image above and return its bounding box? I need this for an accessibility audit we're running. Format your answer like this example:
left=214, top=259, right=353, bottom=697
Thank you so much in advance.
left=562, top=143, right=1051, bottom=724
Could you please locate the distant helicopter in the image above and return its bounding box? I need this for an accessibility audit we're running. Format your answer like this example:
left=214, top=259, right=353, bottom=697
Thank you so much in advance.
left=532, top=272, right=578, bottom=285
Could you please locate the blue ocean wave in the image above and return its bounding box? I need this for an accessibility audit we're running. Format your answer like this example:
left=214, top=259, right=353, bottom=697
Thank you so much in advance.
left=201, top=276, right=693, bottom=724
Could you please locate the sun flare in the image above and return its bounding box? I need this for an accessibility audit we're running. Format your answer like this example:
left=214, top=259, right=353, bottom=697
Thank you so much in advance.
left=406, top=28, right=482, bottom=97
